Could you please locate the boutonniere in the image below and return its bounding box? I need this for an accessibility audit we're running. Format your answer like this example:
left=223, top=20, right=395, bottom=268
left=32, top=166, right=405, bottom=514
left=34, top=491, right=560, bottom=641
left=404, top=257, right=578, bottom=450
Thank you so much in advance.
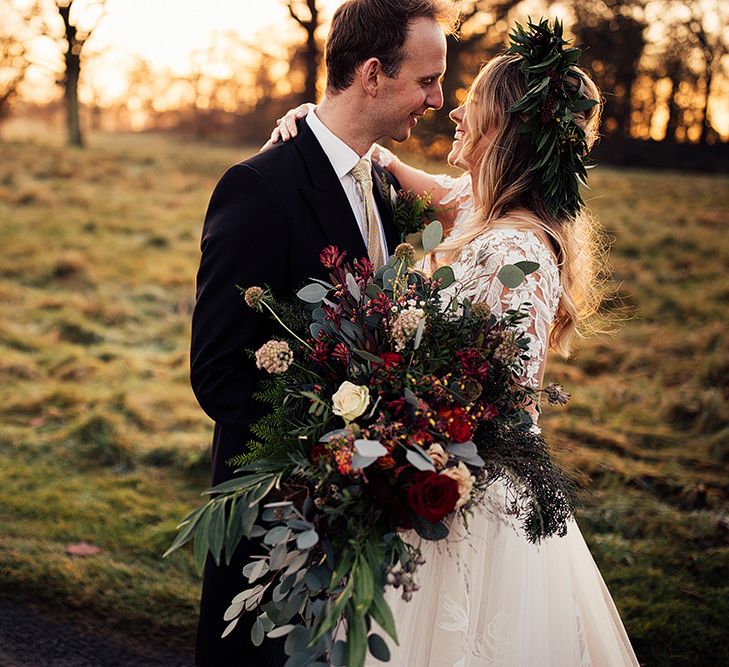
left=380, top=174, right=436, bottom=241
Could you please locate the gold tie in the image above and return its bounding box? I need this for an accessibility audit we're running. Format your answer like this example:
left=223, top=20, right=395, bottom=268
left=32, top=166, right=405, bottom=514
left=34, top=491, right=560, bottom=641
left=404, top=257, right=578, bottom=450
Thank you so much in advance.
left=350, top=158, right=385, bottom=269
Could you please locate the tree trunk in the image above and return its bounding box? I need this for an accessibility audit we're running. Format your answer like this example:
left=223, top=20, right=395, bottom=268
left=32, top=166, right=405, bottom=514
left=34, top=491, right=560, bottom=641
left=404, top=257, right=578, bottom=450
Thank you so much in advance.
left=699, top=67, right=713, bottom=145
left=303, top=26, right=319, bottom=103
left=64, top=44, right=82, bottom=146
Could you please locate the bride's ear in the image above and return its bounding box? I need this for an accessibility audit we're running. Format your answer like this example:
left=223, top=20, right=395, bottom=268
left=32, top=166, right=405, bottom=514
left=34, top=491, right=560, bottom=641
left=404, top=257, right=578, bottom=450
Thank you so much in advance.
left=360, top=58, right=382, bottom=98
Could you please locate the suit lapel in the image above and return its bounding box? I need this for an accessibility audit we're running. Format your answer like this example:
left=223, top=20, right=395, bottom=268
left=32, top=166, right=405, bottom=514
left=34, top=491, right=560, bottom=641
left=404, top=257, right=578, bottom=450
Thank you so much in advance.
left=372, top=163, right=401, bottom=254
left=293, top=120, right=368, bottom=261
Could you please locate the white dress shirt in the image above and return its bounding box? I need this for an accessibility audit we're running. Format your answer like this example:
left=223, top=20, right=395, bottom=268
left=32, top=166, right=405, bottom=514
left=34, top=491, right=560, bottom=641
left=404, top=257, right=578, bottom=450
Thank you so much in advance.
left=305, top=107, right=388, bottom=261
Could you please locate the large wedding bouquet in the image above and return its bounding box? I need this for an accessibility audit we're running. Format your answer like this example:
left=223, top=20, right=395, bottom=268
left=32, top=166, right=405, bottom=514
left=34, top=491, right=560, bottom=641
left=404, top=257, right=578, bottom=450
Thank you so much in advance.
left=166, top=223, right=575, bottom=667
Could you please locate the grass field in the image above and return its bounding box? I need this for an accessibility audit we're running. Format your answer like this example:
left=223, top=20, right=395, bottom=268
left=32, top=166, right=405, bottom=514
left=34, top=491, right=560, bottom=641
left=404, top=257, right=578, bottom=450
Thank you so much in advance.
left=0, top=132, right=727, bottom=665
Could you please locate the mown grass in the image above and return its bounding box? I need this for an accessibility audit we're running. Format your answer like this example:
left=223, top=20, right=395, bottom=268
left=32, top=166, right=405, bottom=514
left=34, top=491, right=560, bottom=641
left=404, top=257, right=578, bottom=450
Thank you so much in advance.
left=0, top=133, right=727, bottom=664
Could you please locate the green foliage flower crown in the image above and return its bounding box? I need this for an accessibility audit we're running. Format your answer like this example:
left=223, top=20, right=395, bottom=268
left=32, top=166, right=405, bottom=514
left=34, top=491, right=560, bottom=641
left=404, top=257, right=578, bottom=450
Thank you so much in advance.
left=506, top=18, right=599, bottom=218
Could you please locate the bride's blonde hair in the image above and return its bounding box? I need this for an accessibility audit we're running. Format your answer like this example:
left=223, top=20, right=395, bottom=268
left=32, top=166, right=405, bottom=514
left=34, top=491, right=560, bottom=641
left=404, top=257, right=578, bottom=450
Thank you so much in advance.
left=437, top=54, right=607, bottom=358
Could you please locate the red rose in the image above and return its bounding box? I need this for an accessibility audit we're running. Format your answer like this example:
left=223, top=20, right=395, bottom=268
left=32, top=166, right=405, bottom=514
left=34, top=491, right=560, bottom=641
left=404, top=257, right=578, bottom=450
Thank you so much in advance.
left=448, top=418, right=472, bottom=443
left=407, top=471, right=460, bottom=522
left=379, top=352, right=403, bottom=369
left=456, top=348, right=490, bottom=379
left=310, top=442, right=327, bottom=465
left=439, top=406, right=473, bottom=443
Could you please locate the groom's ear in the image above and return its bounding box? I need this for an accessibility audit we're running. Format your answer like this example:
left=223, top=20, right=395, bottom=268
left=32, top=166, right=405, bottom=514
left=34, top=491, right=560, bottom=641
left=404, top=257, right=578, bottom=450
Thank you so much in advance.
left=360, top=58, right=383, bottom=98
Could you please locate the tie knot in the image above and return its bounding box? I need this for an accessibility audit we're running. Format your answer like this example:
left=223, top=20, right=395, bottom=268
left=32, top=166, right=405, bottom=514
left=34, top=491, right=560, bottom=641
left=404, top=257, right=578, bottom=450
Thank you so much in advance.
left=350, top=158, right=372, bottom=186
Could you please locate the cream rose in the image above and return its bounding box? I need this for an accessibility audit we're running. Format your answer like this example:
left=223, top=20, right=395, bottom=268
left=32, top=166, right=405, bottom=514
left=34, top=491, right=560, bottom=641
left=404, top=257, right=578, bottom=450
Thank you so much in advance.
left=441, top=462, right=475, bottom=508
left=427, top=444, right=448, bottom=470
left=331, top=381, right=370, bottom=423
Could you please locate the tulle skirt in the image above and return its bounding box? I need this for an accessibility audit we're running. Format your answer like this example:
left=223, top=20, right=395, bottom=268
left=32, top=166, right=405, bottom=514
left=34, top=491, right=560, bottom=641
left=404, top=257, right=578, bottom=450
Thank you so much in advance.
left=366, top=483, right=640, bottom=667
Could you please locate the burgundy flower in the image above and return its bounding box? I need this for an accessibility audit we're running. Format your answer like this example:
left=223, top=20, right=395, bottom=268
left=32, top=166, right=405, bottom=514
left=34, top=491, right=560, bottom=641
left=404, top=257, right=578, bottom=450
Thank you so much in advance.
left=309, top=335, right=330, bottom=366
left=407, top=471, right=460, bottom=522
left=353, top=257, right=374, bottom=282
left=332, top=342, right=351, bottom=366
left=378, top=352, right=403, bottom=369
left=456, top=348, right=490, bottom=380
left=367, top=291, right=392, bottom=317
left=320, top=245, right=346, bottom=270
left=323, top=304, right=343, bottom=328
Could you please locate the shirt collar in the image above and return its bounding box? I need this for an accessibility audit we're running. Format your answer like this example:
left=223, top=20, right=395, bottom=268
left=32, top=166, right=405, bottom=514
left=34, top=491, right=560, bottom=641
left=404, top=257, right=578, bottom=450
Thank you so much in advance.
left=306, top=107, right=374, bottom=179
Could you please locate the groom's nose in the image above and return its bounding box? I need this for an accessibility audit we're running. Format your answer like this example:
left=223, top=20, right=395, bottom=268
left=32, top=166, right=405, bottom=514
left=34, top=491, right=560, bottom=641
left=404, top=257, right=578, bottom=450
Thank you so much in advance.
left=426, top=83, right=444, bottom=111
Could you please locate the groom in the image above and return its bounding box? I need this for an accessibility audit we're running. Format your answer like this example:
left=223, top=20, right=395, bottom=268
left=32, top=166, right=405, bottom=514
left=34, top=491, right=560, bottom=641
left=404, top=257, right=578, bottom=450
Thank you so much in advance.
left=190, top=1, right=454, bottom=664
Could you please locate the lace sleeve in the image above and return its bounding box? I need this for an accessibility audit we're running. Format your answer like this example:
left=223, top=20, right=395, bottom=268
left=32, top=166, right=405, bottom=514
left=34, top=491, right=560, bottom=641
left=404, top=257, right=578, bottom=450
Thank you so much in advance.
left=454, top=230, right=563, bottom=390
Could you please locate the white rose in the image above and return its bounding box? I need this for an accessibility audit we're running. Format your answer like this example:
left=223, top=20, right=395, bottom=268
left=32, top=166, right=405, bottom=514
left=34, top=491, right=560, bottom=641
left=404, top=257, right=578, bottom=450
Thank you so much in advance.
left=441, top=462, right=475, bottom=508
left=427, top=443, right=448, bottom=470
left=331, top=381, right=370, bottom=423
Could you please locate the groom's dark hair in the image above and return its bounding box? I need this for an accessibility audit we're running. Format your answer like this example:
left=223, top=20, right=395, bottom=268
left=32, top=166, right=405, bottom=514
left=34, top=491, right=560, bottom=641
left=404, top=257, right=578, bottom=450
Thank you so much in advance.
left=325, top=0, right=458, bottom=93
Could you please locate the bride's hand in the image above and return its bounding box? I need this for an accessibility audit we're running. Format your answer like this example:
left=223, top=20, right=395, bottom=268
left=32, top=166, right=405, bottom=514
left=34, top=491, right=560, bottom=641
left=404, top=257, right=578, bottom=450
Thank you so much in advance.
left=260, top=102, right=315, bottom=151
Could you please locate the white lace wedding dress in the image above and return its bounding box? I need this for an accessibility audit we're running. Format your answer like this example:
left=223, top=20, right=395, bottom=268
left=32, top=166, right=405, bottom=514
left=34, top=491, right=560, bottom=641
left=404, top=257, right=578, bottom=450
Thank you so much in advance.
left=366, top=174, right=639, bottom=666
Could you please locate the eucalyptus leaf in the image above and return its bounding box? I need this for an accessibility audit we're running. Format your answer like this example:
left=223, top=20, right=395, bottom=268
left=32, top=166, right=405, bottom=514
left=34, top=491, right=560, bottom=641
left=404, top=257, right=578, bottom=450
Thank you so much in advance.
left=404, top=445, right=436, bottom=472
left=411, top=514, right=449, bottom=541
left=251, top=617, right=265, bottom=646
left=297, top=282, right=329, bottom=303
left=284, top=625, right=312, bottom=657
left=270, top=541, right=289, bottom=570
left=431, top=265, right=455, bottom=288
left=514, top=260, right=540, bottom=275
left=368, top=633, right=391, bottom=662
left=267, top=623, right=297, bottom=639
left=497, top=264, right=526, bottom=289
left=331, top=640, right=347, bottom=667
left=221, top=616, right=239, bottom=639
left=297, top=529, right=319, bottom=550
left=421, top=220, right=443, bottom=252
left=346, top=273, right=361, bottom=301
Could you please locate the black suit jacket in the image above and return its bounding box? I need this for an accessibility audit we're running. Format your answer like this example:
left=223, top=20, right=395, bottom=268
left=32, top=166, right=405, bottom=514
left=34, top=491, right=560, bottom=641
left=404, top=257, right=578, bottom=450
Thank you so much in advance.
left=190, top=119, right=400, bottom=666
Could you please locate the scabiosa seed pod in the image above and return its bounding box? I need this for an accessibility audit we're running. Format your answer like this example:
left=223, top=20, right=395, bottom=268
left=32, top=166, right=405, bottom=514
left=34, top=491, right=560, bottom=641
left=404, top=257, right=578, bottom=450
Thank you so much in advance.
left=244, top=286, right=264, bottom=310
left=471, top=302, right=491, bottom=320
left=394, top=242, right=416, bottom=266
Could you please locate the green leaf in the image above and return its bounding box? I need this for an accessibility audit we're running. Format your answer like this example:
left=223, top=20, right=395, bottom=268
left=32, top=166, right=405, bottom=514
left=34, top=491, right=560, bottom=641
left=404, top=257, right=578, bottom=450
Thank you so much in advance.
left=331, top=640, right=347, bottom=666
left=311, top=572, right=355, bottom=643
left=163, top=504, right=206, bottom=558
left=224, top=497, right=245, bottom=565
left=345, top=602, right=368, bottom=667
left=353, top=555, right=374, bottom=614
left=514, top=260, right=540, bottom=275
left=207, top=501, right=227, bottom=567
left=193, top=506, right=213, bottom=575
left=353, top=348, right=384, bottom=364
left=497, top=264, right=526, bottom=289
left=431, top=265, right=455, bottom=288
left=297, top=283, right=328, bottom=303
left=370, top=586, right=398, bottom=644
left=368, top=633, right=391, bottom=662
left=571, top=98, right=598, bottom=112
left=329, top=547, right=355, bottom=589
left=202, top=472, right=274, bottom=496
left=296, top=529, right=319, bottom=550
left=421, top=220, right=443, bottom=252
left=251, top=616, right=265, bottom=646
left=411, top=513, right=449, bottom=541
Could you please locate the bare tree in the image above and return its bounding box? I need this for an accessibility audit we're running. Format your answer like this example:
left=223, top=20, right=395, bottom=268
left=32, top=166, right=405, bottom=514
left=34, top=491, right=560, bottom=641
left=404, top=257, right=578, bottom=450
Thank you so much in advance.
left=284, top=0, right=322, bottom=103
left=54, top=0, right=106, bottom=146
left=0, top=0, right=46, bottom=121
left=685, top=1, right=728, bottom=144
left=571, top=0, right=647, bottom=139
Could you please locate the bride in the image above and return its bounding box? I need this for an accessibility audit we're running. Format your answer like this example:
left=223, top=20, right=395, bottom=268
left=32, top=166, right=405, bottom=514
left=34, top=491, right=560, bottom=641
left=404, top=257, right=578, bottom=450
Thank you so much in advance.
left=267, top=30, right=639, bottom=667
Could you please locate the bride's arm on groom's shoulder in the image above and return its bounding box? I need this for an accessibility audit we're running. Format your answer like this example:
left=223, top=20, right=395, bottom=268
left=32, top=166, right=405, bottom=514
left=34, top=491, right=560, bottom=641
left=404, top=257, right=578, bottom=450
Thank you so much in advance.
left=372, top=144, right=459, bottom=231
